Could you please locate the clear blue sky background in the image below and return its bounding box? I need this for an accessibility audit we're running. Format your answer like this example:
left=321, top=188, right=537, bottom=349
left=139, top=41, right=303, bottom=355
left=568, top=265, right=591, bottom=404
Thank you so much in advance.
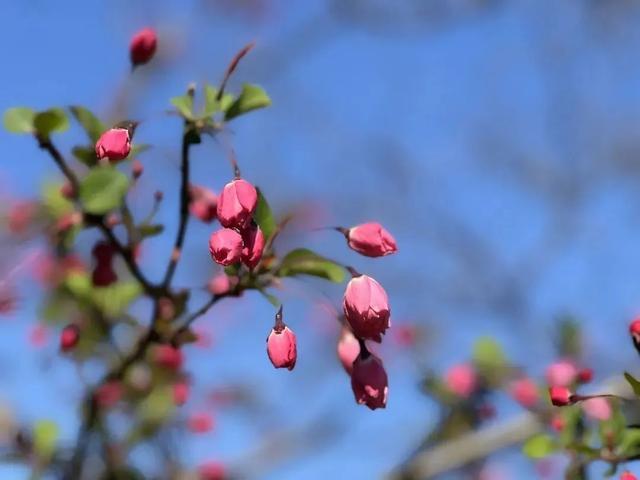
left=3, top=1, right=640, bottom=479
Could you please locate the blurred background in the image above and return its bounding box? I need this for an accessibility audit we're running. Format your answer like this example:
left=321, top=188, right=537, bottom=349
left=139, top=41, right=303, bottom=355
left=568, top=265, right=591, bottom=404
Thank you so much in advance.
left=4, top=0, right=640, bottom=478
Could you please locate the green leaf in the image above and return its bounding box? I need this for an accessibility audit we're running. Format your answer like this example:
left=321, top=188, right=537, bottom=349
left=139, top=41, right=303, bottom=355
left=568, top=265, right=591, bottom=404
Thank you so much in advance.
left=92, top=282, right=142, bottom=317
left=41, top=182, right=74, bottom=219
left=64, top=272, right=92, bottom=300
left=224, top=83, right=271, bottom=121
left=138, top=223, right=164, bottom=239
left=170, top=95, right=194, bottom=120
left=69, top=106, right=105, bottom=143
left=522, top=434, right=556, bottom=459
left=472, top=337, right=506, bottom=371
left=277, top=248, right=345, bottom=283
left=4, top=107, right=35, bottom=133
left=254, top=188, right=277, bottom=241
left=203, top=84, right=234, bottom=116
left=34, top=108, right=69, bottom=138
left=130, top=144, right=150, bottom=157
left=138, top=386, right=175, bottom=425
left=33, top=420, right=58, bottom=460
left=624, top=372, right=640, bottom=396
left=258, top=289, right=281, bottom=308
left=619, top=427, right=640, bottom=456
left=79, top=167, right=130, bottom=215
left=72, top=145, right=98, bottom=167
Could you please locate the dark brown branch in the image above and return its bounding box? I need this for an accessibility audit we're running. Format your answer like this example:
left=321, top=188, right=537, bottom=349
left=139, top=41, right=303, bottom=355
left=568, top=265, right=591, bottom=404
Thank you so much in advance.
left=161, top=130, right=192, bottom=289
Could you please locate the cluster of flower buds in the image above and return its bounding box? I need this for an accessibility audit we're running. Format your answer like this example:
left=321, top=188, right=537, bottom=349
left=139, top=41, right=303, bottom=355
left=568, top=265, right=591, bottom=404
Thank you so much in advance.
left=91, top=241, right=117, bottom=287
left=336, top=222, right=397, bottom=410
left=208, top=178, right=264, bottom=269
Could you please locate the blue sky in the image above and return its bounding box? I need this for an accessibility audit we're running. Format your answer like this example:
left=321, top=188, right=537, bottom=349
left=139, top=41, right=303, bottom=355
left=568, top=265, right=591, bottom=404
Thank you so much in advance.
left=3, top=1, right=640, bottom=478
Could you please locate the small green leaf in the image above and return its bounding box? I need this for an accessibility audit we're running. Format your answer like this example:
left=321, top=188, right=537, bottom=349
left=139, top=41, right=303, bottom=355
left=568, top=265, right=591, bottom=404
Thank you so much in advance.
left=224, top=83, right=271, bottom=121
left=72, top=145, right=98, bottom=166
left=624, top=372, right=640, bottom=396
left=522, top=434, right=556, bottom=459
left=138, top=386, right=175, bottom=425
left=69, top=106, right=105, bottom=143
left=472, top=337, right=506, bottom=371
left=64, top=272, right=92, bottom=300
left=41, top=182, right=74, bottom=219
left=203, top=84, right=234, bottom=116
left=79, top=167, right=130, bottom=215
left=619, top=427, right=640, bottom=456
left=258, top=289, right=281, bottom=308
left=34, top=108, right=69, bottom=138
left=138, top=223, right=164, bottom=238
left=170, top=95, right=194, bottom=120
left=92, top=282, right=143, bottom=317
left=33, top=420, right=59, bottom=460
left=254, top=188, right=276, bottom=241
left=3, top=107, right=35, bottom=133
left=130, top=144, right=150, bottom=157
left=277, top=248, right=345, bottom=283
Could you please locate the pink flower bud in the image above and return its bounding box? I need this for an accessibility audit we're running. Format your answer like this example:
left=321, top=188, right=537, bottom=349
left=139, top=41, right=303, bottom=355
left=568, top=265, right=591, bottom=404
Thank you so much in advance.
left=198, top=461, right=226, bottom=480
left=582, top=397, right=612, bottom=421
left=28, top=325, right=48, bottom=348
left=577, top=368, right=593, bottom=384
left=621, top=472, right=638, bottom=480
left=132, top=159, right=144, bottom=180
left=216, top=179, right=257, bottom=229
left=351, top=352, right=388, bottom=410
left=509, top=377, right=539, bottom=408
left=343, top=274, right=390, bottom=343
left=346, top=222, right=397, bottom=257
left=60, top=182, right=76, bottom=199
left=173, top=381, right=190, bottom=406
left=545, top=360, right=578, bottom=387
left=60, top=324, right=80, bottom=352
left=209, top=228, right=243, bottom=266
left=548, top=386, right=573, bottom=406
left=550, top=414, right=565, bottom=432
left=95, top=381, right=122, bottom=409
left=188, top=412, right=214, bottom=434
left=207, top=274, right=239, bottom=296
left=241, top=224, right=265, bottom=269
left=130, top=27, right=157, bottom=66
left=8, top=201, right=37, bottom=235
left=153, top=345, right=183, bottom=371
left=630, top=318, right=640, bottom=354
left=95, top=128, right=131, bottom=162
left=266, top=326, right=297, bottom=371
left=337, top=328, right=360, bottom=374
left=445, top=363, right=477, bottom=398
left=189, top=185, right=218, bottom=223
left=92, top=264, right=117, bottom=287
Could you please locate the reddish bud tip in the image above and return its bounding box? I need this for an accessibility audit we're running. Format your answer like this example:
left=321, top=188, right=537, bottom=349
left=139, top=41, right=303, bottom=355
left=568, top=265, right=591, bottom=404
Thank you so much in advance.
left=351, top=352, right=388, bottom=410
left=548, top=386, right=573, bottom=407
left=60, top=324, right=80, bottom=352
left=209, top=228, right=243, bottom=266
left=95, top=128, right=131, bottom=162
left=343, top=274, right=390, bottom=343
left=130, top=27, right=157, bottom=66
left=621, top=472, right=638, bottom=480
left=550, top=414, right=565, bottom=432
left=60, top=182, right=76, bottom=199
left=266, top=325, right=297, bottom=371
left=346, top=222, right=397, bottom=257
